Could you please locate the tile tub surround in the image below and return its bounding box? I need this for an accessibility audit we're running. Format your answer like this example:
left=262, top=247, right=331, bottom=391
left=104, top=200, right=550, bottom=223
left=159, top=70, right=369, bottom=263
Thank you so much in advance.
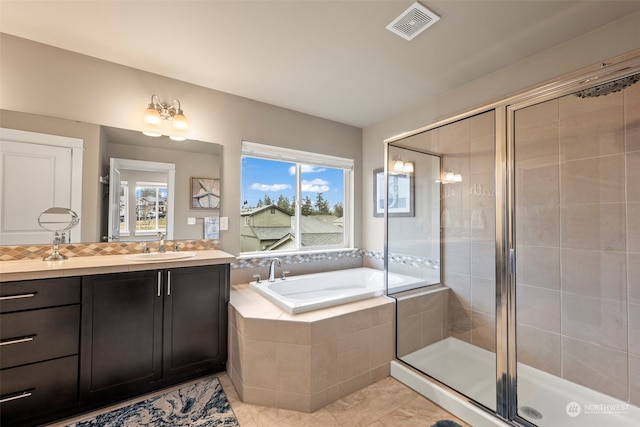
left=228, top=283, right=394, bottom=412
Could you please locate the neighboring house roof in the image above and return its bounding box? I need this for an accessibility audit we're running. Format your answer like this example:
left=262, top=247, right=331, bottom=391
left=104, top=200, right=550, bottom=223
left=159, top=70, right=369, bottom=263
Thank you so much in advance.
left=252, top=227, right=293, bottom=240
left=241, top=204, right=292, bottom=216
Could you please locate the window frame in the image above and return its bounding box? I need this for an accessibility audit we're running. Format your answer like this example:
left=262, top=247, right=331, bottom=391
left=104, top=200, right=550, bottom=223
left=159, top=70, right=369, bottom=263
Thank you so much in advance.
left=240, top=140, right=354, bottom=255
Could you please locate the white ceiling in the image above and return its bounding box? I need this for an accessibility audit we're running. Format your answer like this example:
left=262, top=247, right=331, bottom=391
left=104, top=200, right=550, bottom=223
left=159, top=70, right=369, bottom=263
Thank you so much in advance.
left=2, top=1, right=640, bottom=128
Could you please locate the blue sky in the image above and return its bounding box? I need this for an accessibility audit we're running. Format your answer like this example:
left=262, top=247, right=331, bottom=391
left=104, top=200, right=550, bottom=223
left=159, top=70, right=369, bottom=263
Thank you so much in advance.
left=241, top=157, right=344, bottom=208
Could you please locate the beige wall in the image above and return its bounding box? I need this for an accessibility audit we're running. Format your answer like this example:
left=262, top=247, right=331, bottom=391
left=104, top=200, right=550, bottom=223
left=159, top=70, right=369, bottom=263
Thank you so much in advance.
left=0, top=33, right=362, bottom=255
left=362, top=11, right=640, bottom=253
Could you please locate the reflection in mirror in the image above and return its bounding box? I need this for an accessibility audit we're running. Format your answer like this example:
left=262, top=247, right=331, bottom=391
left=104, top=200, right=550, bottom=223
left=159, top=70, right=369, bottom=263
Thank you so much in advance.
left=107, top=158, right=175, bottom=242
left=386, top=142, right=441, bottom=294
left=0, top=110, right=221, bottom=246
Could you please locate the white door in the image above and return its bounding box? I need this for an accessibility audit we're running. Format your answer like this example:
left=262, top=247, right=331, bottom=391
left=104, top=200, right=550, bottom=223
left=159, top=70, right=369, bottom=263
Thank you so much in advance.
left=0, top=129, right=83, bottom=245
left=107, top=160, right=121, bottom=242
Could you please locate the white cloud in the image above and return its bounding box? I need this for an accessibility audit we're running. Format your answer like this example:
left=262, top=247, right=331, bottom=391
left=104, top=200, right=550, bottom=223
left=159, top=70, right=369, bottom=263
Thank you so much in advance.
left=302, top=179, right=329, bottom=193
left=251, top=183, right=291, bottom=192
left=288, top=165, right=326, bottom=175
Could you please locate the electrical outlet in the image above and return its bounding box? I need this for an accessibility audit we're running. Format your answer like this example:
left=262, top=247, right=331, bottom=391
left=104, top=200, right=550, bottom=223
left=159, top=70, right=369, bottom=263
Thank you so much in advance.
left=187, top=217, right=196, bottom=225
left=220, top=217, right=228, bottom=231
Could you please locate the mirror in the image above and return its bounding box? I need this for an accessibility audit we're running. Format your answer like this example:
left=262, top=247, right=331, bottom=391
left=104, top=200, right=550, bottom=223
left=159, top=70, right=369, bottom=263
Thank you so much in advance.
left=0, top=110, right=221, bottom=246
left=38, top=207, right=80, bottom=260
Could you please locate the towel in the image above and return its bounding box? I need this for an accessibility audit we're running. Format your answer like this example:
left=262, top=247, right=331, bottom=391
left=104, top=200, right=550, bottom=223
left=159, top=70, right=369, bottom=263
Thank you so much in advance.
left=204, top=216, right=219, bottom=239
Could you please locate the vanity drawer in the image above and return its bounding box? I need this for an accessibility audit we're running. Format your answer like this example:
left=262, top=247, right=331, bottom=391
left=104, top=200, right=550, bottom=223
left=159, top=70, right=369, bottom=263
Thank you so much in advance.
left=0, top=305, right=80, bottom=369
left=0, top=277, right=80, bottom=313
left=0, top=355, right=78, bottom=426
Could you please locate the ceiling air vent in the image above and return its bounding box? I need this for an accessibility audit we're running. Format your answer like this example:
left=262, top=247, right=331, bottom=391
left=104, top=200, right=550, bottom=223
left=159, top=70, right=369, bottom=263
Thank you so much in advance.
left=386, top=2, right=440, bottom=41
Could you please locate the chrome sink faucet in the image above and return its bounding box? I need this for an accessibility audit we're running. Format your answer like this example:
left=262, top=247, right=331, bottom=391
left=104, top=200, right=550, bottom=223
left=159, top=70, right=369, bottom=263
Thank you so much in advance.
left=268, top=258, right=281, bottom=282
left=157, top=232, right=166, bottom=253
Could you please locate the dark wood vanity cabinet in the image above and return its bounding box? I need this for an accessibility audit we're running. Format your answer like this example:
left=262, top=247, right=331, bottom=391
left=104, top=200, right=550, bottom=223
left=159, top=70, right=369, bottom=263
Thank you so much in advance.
left=0, top=277, right=81, bottom=427
left=80, top=264, right=229, bottom=404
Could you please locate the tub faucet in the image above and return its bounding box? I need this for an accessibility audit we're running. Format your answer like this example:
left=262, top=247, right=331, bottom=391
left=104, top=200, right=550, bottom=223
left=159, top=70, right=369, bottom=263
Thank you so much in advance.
left=268, top=258, right=281, bottom=282
left=157, top=232, right=166, bottom=253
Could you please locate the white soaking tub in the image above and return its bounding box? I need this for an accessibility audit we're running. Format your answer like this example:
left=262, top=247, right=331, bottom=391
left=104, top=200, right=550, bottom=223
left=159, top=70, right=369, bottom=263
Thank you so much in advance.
left=249, top=267, right=426, bottom=314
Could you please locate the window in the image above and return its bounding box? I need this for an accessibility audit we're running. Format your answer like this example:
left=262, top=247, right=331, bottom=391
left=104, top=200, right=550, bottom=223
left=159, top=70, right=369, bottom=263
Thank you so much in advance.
left=240, top=141, right=353, bottom=254
left=119, top=181, right=130, bottom=235
left=134, top=182, right=167, bottom=234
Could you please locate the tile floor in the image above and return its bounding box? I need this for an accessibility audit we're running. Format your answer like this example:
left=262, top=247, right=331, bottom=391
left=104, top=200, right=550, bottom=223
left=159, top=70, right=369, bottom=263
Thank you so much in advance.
left=48, top=372, right=469, bottom=427
left=219, top=373, right=470, bottom=427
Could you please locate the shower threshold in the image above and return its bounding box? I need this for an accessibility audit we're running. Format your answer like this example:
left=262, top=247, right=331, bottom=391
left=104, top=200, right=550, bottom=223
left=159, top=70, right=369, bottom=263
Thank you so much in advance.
left=396, top=337, right=639, bottom=427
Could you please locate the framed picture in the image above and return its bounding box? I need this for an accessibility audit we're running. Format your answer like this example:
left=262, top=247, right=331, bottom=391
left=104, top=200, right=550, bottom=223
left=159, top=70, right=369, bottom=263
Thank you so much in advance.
left=373, top=168, right=414, bottom=217
left=191, top=177, right=220, bottom=209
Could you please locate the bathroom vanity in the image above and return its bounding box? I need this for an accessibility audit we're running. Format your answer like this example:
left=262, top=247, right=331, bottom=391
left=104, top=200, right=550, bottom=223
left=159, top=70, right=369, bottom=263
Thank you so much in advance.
left=0, top=250, right=233, bottom=427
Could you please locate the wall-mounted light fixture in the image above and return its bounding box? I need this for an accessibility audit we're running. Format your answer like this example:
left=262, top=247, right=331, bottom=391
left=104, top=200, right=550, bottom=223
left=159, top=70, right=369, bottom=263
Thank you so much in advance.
left=142, top=95, right=190, bottom=141
left=437, top=170, right=462, bottom=184
left=392, top=159, right=414, bottom=173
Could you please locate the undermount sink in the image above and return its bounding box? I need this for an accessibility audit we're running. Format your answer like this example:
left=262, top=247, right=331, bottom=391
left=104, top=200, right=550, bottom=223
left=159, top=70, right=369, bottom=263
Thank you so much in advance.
left=124, top=251, right=197, bottom=262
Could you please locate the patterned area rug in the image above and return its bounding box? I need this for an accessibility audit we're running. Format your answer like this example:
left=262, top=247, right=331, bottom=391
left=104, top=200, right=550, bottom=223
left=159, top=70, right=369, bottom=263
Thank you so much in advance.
left=67, top=377, right=239, bottom=427
left=431, top=420, right=463, bottom=427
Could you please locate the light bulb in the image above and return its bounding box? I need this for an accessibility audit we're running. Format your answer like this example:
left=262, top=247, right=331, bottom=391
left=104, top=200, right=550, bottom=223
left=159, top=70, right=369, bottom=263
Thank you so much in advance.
left=403, top=162, right=414, bottom=173
left=393, top=160, right=405, bottom=172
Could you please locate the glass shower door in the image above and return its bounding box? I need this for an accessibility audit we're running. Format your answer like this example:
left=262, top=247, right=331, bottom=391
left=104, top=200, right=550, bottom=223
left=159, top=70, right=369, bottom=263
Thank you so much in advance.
left=512, top=73, right=640, bottom=426
left=391, top=110, right=498, bottom=412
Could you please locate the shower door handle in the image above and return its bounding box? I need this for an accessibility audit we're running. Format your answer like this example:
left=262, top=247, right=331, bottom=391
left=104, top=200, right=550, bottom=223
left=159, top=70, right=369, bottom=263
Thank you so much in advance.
left=509, top=249, right=516, bottom=275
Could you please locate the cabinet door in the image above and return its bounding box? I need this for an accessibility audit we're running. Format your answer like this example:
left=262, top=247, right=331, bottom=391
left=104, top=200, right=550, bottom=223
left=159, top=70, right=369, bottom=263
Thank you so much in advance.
left=80, top=271, right=163, bottom=401
left=162, top=264, right=228, bottom=378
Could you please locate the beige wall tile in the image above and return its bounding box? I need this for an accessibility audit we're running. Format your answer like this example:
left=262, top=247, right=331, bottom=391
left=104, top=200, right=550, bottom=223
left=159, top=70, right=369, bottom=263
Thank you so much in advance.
left=336, top=371, right=372, bottom=399
left=445, top=273, right=471, bottom=309
left=275, top=390, right=311, bottom=412
left=244, top=340, right=278, bottom=389
left=562, top=294, right=628, bottom=351
left=516, top=284, right=561, bottom=333
left=243, top=386, right=278, bottom=407
left=371, top=303, right=394, bottom=326
left=471, top=311, right=495, bottom=352
left=422, top=307, right=447, bottom=347
left=559, top=93, right=624, bottom=161
left=628, top=202, right=640, bottom=253
left=625, top=82, right=640, bottom=153
left=516, top=245, right=560, bottom=289
left=310, top=316, right=339, bottom=344
left=337, top=329, right=372, bottom=382
left=276, top=320, right=311, bottom=345
left=561, top=155, right=626, bottom=205
left=397, top=311, right=423, bottom=357
left=516, top=324, right=561, bottom=376
left=443, top=240, right=471, bottom=275
left=245, top=318, right=278, bottom=342
left=310, top=340, right=338, bottom=394
left=371, top=323, right=393, bottom=368
left=629, top=253, right=640, bottom=304
left=335, top=310, right=372, bottom=338
left=561, top=203, right=626, bottom=251
left=516, top=163, right=559, bottom=207
left=471, top=276, right=495, bottom=316
left=630, top=353, right=640, bottom=407
left=471, top=241, right=495, bottom=280
left=449, top=305, right=472, bottom=343
left=276, top=343, right=311, bottom=394
left=310, top=386, right=339, bottom=412
left=629, top=303, right=640, bottom=356
left=561, top=248, right=627, bottom=301
left=516, top=205, right=560, bottom=246
left=563, top=337, right=628, bottom=401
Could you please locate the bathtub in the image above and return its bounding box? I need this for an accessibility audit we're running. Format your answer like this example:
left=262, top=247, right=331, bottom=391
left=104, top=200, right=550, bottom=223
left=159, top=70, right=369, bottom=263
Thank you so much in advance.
left=249, top=267, right=427, bottom=314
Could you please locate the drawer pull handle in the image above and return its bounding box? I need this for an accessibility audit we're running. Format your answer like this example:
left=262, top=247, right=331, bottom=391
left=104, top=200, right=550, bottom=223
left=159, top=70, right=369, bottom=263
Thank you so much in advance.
left=167, top=271, right=171, bottom=296
left=0, top=293, right=36, bottom=301
left=157, top=272, right=162, bottom=297
left=0, top=389, right=33, bottom=403
left=0, top=336, right=34, bottom=346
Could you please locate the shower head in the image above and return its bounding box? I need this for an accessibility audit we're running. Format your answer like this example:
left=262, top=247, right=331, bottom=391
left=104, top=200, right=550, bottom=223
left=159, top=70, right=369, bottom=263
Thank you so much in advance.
left=574, top=73, right=640, bottom=98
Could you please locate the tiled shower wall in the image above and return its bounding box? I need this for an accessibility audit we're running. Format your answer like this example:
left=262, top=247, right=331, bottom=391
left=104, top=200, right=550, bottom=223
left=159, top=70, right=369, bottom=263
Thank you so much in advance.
left=440, top=111, right=497, bottom=353
left=514, top=82, right=640, bottom=405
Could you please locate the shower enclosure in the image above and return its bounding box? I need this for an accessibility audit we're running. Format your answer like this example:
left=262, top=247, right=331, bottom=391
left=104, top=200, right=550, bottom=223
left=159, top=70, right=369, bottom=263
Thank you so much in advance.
left=385, top=56, right=640, bottom=426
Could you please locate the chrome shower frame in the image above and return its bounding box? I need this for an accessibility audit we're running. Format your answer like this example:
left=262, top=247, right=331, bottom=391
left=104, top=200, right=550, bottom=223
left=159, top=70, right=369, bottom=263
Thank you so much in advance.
left=384, top=51, right=640, bottom=426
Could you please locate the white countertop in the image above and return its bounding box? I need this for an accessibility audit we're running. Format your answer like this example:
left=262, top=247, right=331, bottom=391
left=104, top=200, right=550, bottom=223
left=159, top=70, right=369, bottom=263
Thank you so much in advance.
left=0, top=250, right=236, bottom=282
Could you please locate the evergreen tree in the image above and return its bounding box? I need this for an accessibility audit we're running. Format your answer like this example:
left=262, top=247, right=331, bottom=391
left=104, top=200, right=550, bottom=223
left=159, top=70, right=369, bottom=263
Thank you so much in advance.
left=301, top=196, right=313, bottom=215
left=315, top=193, right=330, bottom=214
left=333, top=202, right=343, bottom=218
left=262, top=194, right=273, bottom=206
left=277, top=195, right=292, bottom=213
